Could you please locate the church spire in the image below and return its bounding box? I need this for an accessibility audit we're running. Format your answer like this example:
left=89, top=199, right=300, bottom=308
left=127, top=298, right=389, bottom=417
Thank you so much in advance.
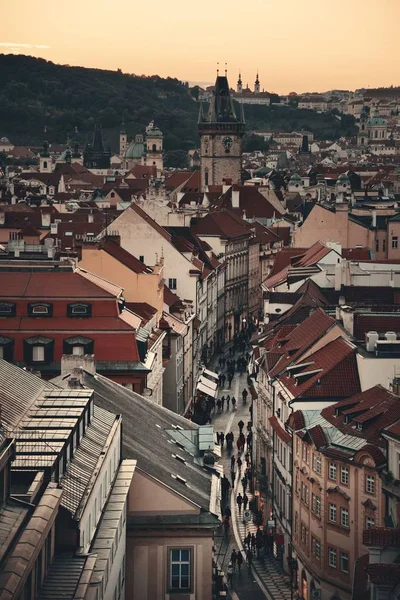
left=255, top=71, right=260, bottom=94
left=92, top=125, right=104, bottom=152
left=237, top=70, right=243, bottom=94
left=207, top=74, right=243, bottom=123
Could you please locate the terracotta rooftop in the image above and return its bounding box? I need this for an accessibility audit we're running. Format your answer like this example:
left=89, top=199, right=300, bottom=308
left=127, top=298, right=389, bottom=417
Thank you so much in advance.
left=354, top=313, right=400, bottom=339
left=363, top=527, right=400, bottom=548
left=0, top=270, right=117, bottom=298
left=125, top=302, right=157, bottom=323
left=192, top=209, right=251, bottom=240
left=279, top=336, right=360, bottom=399
left=102, top=240, right=152, bottom=274
left=321, top=385, right=400, bottom=447
left=366, top=563, right=400, bottom=585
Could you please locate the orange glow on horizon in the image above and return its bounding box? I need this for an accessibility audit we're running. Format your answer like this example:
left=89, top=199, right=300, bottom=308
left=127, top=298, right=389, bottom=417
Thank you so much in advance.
left=2, top=0, right=399, bottom=94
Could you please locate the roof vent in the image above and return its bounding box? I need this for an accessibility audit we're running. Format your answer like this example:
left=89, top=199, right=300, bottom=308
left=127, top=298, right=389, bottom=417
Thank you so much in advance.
left=172, top=424, right=184, bottom=431
left=385, top=331, right=397, bottom=341
left=365, top=331, right=379, bottom=352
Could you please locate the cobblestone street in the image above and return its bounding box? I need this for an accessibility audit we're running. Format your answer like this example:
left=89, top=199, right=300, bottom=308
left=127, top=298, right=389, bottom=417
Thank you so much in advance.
left=210, top=350, right=292, bottom=600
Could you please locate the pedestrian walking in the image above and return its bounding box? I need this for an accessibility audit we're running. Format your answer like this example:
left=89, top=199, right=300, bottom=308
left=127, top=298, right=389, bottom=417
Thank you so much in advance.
left=230, top=454, right=235, bottom=470
left=230, top=468, right=235, bottom=486
left=236, top=493, right=243, bottom=514
left=256, top=528, right=263, bottom=559
left=244, top=532, right=251, bottom=550
left=243, top=492, right=249, bottom=511
left=216, top=432, right=221, bottom=445
left=231, top=396, right=236, bottom=410
left=223, top=515, right=230, bottom=535
left=230, top=549, right=237, bottom=572
left=220, top=432, right=225, bottom=447
left=237, top=551, right=243, bottom=573
left=238, top=432, right=245, bottom=452
left=237, top=456, right=243, bottom=471
left=221, top=396, right=225, bottom=411
left=238, top=419, right=244, bottom=433
left=228, top=374, right=233, bottom=388
left=245, top=451, right=251, bottom=467
left=225, top=506, right=231, bottom=520
left=251, top=533, right=256, bottom=555
left=227, top=561, right=233, bottom=583
left=241, top=475, right=248, bottom=494
left=226, top=395, right=230, bottom=410
left=221, top=374, right=226, bottom=387
left=246, top=548, right=253, bottom=570
left=217, top=398, right=222, bottom=412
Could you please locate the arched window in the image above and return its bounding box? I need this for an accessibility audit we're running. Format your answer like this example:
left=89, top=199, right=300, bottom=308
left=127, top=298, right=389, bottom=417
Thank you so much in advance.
left=204, top=170, right=209, bottom=186
left=152, top=143, right=157, bottom=152
left=43, top=161, right=47, bottom=169
left=28, top=303, right=53, bottom=316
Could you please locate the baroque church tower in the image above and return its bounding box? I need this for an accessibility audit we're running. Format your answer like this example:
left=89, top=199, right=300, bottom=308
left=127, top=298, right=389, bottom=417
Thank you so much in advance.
left=198, top=73, right=245, bottom=191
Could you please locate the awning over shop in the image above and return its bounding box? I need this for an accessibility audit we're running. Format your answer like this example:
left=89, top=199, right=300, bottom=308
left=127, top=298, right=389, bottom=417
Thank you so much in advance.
left=199, top=376, right=218, bottom=391
left=202, top=368, right=219, bottom=382
left=197, top=381, right=218, bottom=399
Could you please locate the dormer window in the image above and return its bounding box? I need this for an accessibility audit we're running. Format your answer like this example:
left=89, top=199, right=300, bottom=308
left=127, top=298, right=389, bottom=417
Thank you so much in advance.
left=28, top=303, right=53, bottom=317
left=67, top=303, right=92, bottom=317
left=0, top=303, right=16, bottom=317
left=63, top=336, right=94, bottom=355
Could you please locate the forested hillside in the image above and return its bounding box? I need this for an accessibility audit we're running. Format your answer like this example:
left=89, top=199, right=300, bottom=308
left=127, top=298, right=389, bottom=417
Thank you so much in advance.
left=0, top=54, right=357, bottom=155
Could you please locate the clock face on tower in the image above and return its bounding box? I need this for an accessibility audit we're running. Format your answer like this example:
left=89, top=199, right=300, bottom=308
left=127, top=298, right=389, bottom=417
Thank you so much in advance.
left=223, top=136, right=233, bottom=151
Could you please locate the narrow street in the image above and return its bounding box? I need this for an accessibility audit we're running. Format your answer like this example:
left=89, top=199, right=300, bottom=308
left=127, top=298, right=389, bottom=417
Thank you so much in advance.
left=210, top=350, right=292, bottom=600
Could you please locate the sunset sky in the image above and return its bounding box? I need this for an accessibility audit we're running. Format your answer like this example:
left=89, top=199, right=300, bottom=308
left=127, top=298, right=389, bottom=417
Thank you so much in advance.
left=2, top=0, right=399, bottom=94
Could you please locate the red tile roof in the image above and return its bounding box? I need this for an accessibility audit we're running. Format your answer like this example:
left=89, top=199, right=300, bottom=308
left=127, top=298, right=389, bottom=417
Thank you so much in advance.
left=0, top=271, right=116, bottom=298
left=354, top=313, right=400, bottom=339
left=366, top=563, right=400, bottom=585
left=125, top=302, right=157, bottom=323
left=269, top=416, right=291, bottom=443
left=279, top=337, right=360, bottom=399
left=0, top=316, right=133, bottom=332
left=102, top=240, right=152, bottom=274
left=363, top=527, right=400, bottom=547
left=342, top=247, right=371, bottom=261
left=192, top=209, right=251, bottom=240
left=321, top=385, right=400, bottom=447
left=163, top=285, right=184, bottom=309
left=210, top=185, right=285, bottom=219
left=164, top=171, right=192, bottom=192
left=269, top=308, right=335, bottom=377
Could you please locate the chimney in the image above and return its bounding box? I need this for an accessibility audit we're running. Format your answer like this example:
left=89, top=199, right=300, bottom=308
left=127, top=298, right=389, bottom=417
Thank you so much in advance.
left=232, top=190, right=240, bottom=209
left=61, top=354, right=97, bottom=377
left=391, top=376, right=400, bottom=396
left=365, top=331, right=379, bottom=352
left=372, top=210, right=377, bottom=228
left=41, top=212, right=51, bottom=228
left=88, top=213, right=94, bottom=224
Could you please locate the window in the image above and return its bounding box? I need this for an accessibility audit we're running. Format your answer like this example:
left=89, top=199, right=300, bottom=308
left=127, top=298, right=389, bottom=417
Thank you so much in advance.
left=313, top=454, right=321, bottom=475
left=0, top=302, right=15, bottom=317
left=329, top=503, right=337, bottom=523
left=72, top=346, right=85, bottom=356
left=383, top=239, right=386, bottom=252
left=68, top=303, right=91, bottom=317
left=63, top=336, right=94, bottom=355
left=375, top=239, right=379, bottom=252
left=204, top=170, right=209, bottom=186
left=341, top=507, right=349, bottom=528
left=139, top=256, right=144, bottom=262
left=341, top=466, right=349, bottom=485
left=365, top=517, right=375, bottom=528
left=312, top=493, right=321, bottom=516
left=169, top=548, right=191, bottom=592
left=329, top=547, right=337, bottom=568
left=311, top=537, right=321, bottom=559
left=328, top=462, right=337, bottom=481
left=366, top=475, right=375, bottom=494
left=0, top=336, right=14, bottom=361
left=33, top=345, right=45, bottom=362
left=168, top=278, right=177, bottom=290
left=300, top=524, right=308, bottom=546
left=392, top=236, right=398, bottom=250
left=28, top=303, right=52, bottom=317
left=340, top=551, right=349, bottom=573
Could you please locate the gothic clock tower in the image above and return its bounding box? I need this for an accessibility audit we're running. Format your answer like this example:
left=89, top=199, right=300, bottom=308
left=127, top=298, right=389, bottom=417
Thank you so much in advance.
left=198, top=74, right=245, bottom=190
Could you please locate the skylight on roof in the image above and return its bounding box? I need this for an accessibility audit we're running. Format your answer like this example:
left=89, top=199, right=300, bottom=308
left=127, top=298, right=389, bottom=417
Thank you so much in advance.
left=172, top=454, right=186, bottom=464
left=171, top=474, right=187, bottom=485
left=172, top=424, right=183, bottom=430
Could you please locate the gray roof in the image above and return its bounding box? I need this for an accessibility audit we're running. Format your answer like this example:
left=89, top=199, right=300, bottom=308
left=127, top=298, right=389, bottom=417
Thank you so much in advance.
left=38, top=553, right=88, bottom=600
left=60, top=405, right=118, bottom=517
left=53, top=370, right=216, bottom=513
left=0, top=501, right=30, bottom=564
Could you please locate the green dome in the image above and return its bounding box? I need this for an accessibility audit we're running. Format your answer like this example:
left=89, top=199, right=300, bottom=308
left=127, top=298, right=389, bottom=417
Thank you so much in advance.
left=338, top=173, right=350, bottom=182
left=290, top=172, right=302, bottom=182
left=145, top=120, right=163, bottom=138
left=124, top=141, right=144, bottom=159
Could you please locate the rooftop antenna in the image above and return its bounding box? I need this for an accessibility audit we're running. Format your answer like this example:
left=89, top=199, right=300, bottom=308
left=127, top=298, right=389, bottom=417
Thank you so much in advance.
left=217, top=62, right=219, bottom=76
left=225, top=63, right=228, bottom=77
